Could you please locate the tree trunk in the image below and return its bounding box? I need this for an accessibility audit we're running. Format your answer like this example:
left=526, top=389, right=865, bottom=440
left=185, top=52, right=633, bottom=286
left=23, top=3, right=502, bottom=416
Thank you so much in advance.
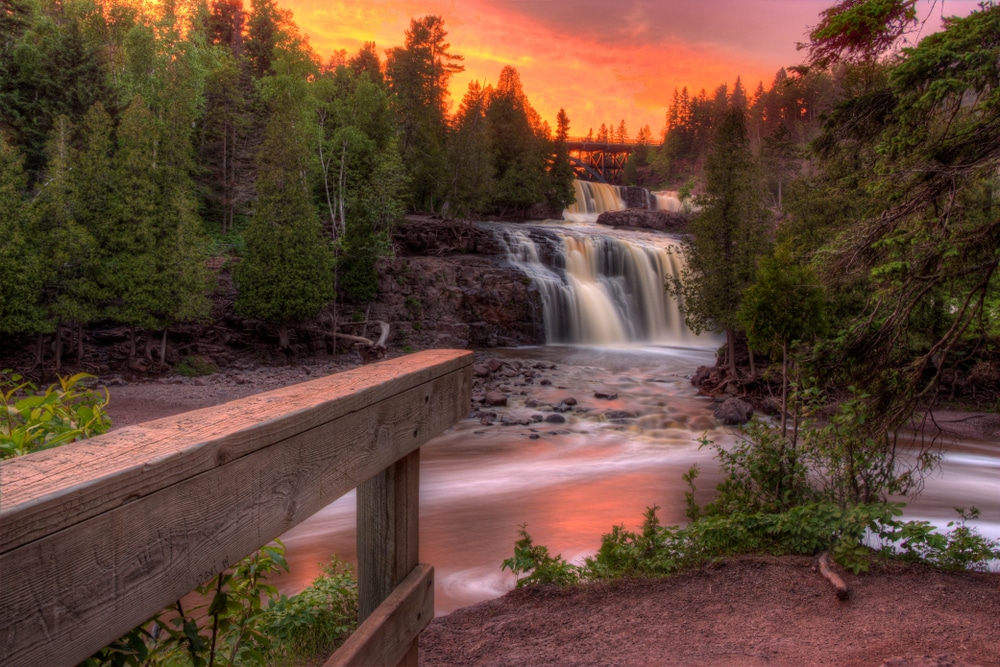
left=748, top=347, right=756, bottom=379
left=278, top=324, right=291, bottom=351
left=726, top=329, right=737, bottom=380
left=160, top=329, right=168, bottom=369
left=144, top=330, right=155, bottom=361
left=54, top=322, right=63, bottom=373
left=33, top=333, right=44, bottom=370
left=781, top=339, right=788, bottom=436
left=76, top=321, right=85, bottom=362
left=129, top=325, right=137, bottom=362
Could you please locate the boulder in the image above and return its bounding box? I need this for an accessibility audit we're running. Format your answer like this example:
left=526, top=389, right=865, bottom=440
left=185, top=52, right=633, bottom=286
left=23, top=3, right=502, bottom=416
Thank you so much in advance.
left=714, top=398, right=753, bottom=425
left=544, top=414, right=566, bottom=424
left=594, top=391, right=618, bottom=400
left=691, top=366, right=711, bottom=387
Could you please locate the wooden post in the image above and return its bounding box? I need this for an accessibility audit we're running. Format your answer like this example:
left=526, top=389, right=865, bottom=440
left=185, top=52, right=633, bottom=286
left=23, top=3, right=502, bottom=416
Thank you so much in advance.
left=358, top=449, right=421, bottom=666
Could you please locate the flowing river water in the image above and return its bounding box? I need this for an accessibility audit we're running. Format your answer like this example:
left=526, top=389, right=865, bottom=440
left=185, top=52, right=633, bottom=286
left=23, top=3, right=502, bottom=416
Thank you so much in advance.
left=276, top=209, right=1000, bottom=614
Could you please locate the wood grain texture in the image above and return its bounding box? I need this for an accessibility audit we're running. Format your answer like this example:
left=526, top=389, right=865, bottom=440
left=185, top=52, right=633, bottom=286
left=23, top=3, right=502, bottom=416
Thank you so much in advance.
left=358, top=450, right=420, bottom=622
left=1, top=349, right=471, bottom=552
left=324, top=564, right=434, bottom=667
left=0, top=351, right=471, bottom=667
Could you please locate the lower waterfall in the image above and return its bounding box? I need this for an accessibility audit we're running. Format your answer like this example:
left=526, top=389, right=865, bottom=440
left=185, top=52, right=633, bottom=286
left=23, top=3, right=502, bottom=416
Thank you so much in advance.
left=496, top=225, right=696, bottom=345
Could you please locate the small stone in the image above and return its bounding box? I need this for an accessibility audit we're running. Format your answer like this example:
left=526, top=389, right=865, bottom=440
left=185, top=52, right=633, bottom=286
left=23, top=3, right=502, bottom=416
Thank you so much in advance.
left=594, top=391, right=618, bottom=400
left=540, top=379, right=552, bottom=386
left=529, top=433, right=541, bottom=440
left=487, top=359, right=504, bottom=372
left=485, top=391, right=508, bottom=407
left=561, top=396, right=578, bottom=406
left=553, top=403, right=573, bottom=413
left=479, top=415, right=494, bottom=426
left=544, top=414, right=566, bottom=424
left=525, top=398, right=541, bottom=408
left=530, top=414, right=544, bottom=423
left=473, top=364, right=491, bottom=377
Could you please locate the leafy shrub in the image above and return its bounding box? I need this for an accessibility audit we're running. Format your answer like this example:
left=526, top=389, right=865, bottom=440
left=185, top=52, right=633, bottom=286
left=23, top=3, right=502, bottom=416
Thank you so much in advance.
left=0, top=371, right=111, bottom=459
left=85, top=544, right=359, bottom=666
left=502, top=525, right=581, bottom=587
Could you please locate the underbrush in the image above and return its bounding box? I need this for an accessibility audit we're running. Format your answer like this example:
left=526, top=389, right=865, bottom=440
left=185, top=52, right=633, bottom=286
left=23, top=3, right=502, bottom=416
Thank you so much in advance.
left=504, top=395, right=1000, bottom=587
left=84, top=545, right=358, bottom=667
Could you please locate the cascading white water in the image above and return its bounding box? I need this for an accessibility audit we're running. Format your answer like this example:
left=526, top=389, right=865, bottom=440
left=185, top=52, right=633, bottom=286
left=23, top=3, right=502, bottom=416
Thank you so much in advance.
left=564, top=181, right=624, bottom=222
left=650, top=191, right=683, bottom=212
left=498, top=225, right=696, bottom=345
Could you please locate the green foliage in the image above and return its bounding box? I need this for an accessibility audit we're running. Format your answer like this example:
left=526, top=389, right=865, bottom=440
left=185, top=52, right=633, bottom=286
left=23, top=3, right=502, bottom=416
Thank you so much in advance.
left=806, top=0, right=918, bottom=68
left=258, top=558, right=358, bottom=663
left=0, top=371, right=111, bottom=459
left=85, top=543, right=359, bottom=667
left=0, top=134, right=43, bottom=335
left=502, top=525, right=581, bottom=587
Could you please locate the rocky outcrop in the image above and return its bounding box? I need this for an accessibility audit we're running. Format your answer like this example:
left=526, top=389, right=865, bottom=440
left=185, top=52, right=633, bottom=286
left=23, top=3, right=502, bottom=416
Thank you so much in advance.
left=596, top=208, right=690, bottom=234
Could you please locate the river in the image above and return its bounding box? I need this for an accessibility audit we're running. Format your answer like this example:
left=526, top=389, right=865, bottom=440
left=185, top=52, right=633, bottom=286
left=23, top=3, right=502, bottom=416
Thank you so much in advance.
left=277, top=206, right=998, bottom=613
left=275, top=342, right=1000, bottom=615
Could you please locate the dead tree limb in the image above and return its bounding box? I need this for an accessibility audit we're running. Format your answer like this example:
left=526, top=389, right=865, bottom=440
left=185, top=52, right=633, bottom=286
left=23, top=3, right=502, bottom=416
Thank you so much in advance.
left=818, top=552, right=849, bottom=600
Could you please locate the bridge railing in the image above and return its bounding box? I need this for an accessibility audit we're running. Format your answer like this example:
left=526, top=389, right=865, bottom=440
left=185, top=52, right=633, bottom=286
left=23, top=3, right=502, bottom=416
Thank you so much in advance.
left=0, top=349, right=473, bottom=667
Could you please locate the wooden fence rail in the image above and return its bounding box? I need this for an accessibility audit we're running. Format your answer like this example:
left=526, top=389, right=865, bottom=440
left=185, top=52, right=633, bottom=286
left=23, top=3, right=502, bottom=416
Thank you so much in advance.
left=0, top=349, right=473, bottom=667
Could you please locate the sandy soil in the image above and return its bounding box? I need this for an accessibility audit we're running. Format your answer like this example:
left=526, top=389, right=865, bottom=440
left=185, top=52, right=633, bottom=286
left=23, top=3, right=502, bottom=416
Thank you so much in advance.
left=101, top=356, right=1000, bottom=667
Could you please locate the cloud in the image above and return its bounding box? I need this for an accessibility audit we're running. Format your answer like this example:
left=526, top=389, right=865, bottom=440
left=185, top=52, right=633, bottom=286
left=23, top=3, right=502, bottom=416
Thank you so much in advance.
left=279, top=0, right=983, bottom=136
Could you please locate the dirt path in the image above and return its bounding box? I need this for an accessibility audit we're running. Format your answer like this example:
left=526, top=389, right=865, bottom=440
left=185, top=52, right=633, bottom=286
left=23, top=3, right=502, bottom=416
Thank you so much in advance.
left=419, top=556, right=1000, bottom=667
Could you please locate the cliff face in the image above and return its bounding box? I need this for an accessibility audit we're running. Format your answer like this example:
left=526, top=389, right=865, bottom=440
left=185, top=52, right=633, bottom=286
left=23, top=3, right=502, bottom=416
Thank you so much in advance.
left=344, top=217, right=546, bottom=350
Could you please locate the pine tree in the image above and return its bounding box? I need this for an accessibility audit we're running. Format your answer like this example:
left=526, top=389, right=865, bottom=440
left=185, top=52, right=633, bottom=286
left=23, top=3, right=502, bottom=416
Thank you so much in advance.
left=385, top=15, right=464, bottom=212
left=0, top=134, right=42, bottom=337
left=445, top=80, right=495, bottom=217
left=235, top=72, right=335, bottom=349
left=547, top=108, right=576, bottom=211
left=670, top=108, right=772, bottom=379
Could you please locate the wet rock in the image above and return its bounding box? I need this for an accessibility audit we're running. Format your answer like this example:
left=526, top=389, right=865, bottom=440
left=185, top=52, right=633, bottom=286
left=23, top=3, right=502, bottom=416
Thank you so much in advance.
left=553, top=402, right=573, bottom=413
left=525, top=398, right=542, bottom=408
left=473, top=364, right=491, bottom=377
left=604, top=410, right=638, bottom=420
left=596, top=208, right=690, bottom=233
left=714, top=398, right=753, bottom=425
left=485, top=391, right=508, bottom=407
left=529, top=433, right=541, bottom=440
left=540, top=379, right=552, bottom=386
left=530, top=414, right=544, bottom=423
left=691, top=366, right=711, bottom=387
left=544, top=414, right=566, bottom=424
left=479, top=415, right=494, bottom=426
left=594, top=391, right=618, bottom=400
left=561, top=396, right=578, bottom=406
left=488, top=359, right=505, bottom=373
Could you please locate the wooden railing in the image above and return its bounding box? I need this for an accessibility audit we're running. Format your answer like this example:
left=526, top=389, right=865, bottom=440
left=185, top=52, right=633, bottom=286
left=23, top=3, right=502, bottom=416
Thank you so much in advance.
left=0, top=349, right=473, bottom=667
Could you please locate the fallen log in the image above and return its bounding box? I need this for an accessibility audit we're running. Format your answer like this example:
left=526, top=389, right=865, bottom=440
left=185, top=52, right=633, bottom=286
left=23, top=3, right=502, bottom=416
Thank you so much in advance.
left=818, top=552, right=849, bottom=600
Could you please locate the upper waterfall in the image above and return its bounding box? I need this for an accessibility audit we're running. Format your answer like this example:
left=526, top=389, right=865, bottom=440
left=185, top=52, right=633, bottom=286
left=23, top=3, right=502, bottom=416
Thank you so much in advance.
left=562, top=180, right=686, bottom=221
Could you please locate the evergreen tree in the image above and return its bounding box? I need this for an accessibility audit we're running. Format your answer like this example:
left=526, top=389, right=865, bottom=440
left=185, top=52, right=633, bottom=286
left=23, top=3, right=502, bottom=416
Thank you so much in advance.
left=349, top=42, right=383, bottom=87
left=445, top=80, right=495, bottom=217
left=547, top=108, right=576, bottom=212
left=0, top=133, right=41, bottom=337
left=670, top=108, right=772, bottom=378
left=486, top=66, right=547, bottom=217
left=385, top=15, right=464, bottom=212
left=235, top=71, right=335, bottom=349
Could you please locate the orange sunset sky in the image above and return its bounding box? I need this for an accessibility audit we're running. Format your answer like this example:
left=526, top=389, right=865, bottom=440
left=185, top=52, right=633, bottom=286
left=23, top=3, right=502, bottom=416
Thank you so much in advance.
left=279, top=0, right=979, bottom=137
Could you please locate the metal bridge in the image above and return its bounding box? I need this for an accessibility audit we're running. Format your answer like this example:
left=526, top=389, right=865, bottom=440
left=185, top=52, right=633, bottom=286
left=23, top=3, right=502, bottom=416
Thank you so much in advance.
left=565, top=139, right=644, bottom=184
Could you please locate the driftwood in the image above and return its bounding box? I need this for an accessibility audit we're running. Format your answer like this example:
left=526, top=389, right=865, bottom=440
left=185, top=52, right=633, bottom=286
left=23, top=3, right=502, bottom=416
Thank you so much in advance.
left=817, top=552, right=849, bottom=600
left=317, top=320, right=391, bottom=363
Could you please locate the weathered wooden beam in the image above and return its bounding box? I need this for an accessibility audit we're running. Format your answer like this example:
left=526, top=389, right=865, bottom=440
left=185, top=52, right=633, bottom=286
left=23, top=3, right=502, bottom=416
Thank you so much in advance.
left=324, top=564, right=434, bottom=667
left=0, top=350, right=472, bottom=667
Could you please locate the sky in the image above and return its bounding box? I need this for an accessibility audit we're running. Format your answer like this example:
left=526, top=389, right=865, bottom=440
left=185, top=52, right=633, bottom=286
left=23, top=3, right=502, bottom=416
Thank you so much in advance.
left=278, top=0, right=981, bottom=138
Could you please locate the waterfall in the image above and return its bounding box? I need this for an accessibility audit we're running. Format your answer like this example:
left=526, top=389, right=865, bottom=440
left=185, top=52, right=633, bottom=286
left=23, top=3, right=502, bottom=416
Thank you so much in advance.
left=497, top=226, right=696, bottom=345
left=564, top=181, right=624, bottom=222
left=650, top=191, right=683, bottom=212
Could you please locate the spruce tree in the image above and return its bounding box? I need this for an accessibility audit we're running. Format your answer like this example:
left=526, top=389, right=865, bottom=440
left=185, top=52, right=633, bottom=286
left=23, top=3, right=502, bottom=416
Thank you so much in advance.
left=547, top=108, right=576, bottom=212
left=670, top=108, right=772, bottom=379
left=0, top=134, right=42, bottom=337
left=235, top=72, right=335, bottom=350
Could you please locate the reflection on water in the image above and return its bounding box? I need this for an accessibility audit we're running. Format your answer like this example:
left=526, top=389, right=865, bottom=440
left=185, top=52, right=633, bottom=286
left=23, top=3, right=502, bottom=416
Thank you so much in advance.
left=275, top=345, right=1000, bottom=615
